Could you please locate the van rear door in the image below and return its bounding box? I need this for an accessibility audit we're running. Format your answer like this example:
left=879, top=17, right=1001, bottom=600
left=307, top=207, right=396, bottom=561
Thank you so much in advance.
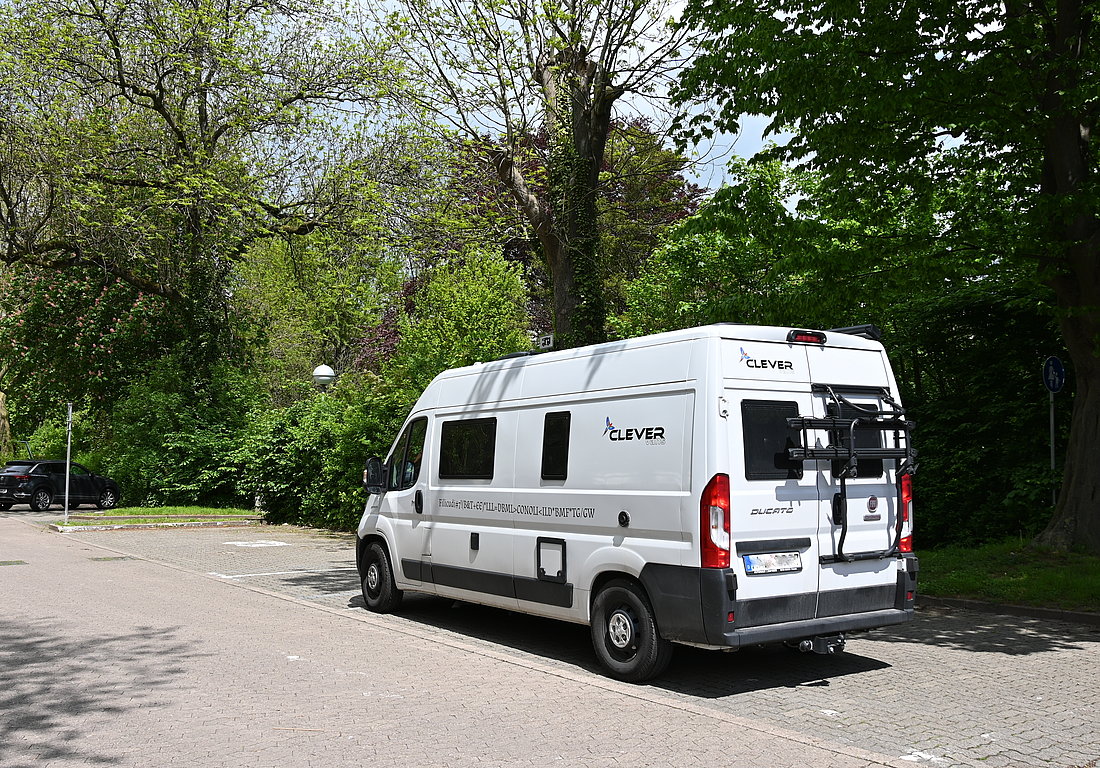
left=799, top=343, right=915, bottom=606
left=726, top=390, right=822, bottom=625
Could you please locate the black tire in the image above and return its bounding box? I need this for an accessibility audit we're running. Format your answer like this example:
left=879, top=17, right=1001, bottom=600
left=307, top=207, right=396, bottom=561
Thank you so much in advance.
left=0, top=503, right=11, bottom=511
left=590, top=579, right=673, bottom=682
left=30, top=487, right=53, bottom=512
left=97, top=488, right=119, bottom=510
left=361, top=541, right=402, bottom=613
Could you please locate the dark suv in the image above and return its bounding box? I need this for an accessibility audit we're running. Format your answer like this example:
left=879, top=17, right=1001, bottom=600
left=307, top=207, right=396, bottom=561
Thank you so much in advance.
left=0, top=460, right=121, bottom=511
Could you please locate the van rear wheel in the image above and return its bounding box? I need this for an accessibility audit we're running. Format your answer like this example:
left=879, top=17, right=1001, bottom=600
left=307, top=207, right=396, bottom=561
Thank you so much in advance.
left=590, top=579, right=673, bottom=682
left=361, top=541, right=403, bottom=613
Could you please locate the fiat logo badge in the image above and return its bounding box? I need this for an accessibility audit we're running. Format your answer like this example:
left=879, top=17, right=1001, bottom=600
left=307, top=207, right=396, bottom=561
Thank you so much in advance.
left=867, top=496, right=879, bottom=512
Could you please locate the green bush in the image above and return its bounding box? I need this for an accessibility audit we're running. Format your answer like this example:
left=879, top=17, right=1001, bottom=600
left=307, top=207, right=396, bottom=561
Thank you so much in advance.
left=98, top=357, right=262, bottom=507
left=238, top=374, right=409, bottom=529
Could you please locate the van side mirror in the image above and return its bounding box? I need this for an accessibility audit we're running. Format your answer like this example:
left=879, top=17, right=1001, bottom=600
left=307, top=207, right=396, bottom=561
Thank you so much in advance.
left=363, top=456, right=385, bottom=495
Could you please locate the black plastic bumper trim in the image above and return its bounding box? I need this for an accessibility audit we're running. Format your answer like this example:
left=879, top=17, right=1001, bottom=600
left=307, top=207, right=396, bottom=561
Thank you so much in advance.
left=399, top=558, right=573, bottom=608
left=736, top=537, right=812, bottom=555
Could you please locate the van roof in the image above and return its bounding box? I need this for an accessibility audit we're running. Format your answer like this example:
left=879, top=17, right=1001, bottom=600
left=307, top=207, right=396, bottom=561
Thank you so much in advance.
left=461, top=324, right=884, bottom=375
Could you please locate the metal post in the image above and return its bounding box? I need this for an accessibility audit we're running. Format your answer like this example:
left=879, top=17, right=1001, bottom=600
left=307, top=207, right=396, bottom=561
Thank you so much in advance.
left=1049, top=390, right=1056, bottom=507
left=64, top=403, right=72, bottom=524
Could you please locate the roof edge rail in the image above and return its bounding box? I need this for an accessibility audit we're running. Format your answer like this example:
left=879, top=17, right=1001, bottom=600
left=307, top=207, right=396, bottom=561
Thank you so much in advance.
left=493, top=350, right=544, bottom=362
left=827, top=324, right=883, bottom=341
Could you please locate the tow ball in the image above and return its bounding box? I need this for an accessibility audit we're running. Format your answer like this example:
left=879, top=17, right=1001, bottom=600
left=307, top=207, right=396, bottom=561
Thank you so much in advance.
left=799, top=633, right=846, bottom=655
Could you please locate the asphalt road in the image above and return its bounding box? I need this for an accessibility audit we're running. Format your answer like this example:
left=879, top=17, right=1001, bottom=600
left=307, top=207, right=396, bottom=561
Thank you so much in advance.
left=2, top=507, right=1098, bottom=768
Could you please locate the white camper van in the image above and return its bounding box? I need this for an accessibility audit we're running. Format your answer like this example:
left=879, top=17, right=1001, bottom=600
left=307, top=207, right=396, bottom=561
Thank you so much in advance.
left=356, top=324, right=918, bottom=681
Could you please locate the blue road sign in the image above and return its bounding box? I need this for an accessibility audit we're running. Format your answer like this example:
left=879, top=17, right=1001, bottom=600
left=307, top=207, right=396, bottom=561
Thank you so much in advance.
left=1043, top=356, right=1065, bottom=393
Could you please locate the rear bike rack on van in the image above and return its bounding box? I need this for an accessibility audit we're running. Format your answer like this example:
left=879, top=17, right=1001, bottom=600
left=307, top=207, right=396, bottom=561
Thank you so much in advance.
left=787, top=384, right=917, bottom=564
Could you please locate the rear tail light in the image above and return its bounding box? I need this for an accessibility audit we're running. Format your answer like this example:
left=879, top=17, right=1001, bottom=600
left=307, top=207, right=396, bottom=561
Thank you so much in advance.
left=899, top=473, right=913, bottom=552
left=701, top=473, right=731, bottom=568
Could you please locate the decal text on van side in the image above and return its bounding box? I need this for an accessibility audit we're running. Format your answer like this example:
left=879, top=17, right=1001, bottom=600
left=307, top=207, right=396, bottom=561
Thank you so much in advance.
left=739, top=346, right=794, bottom=370
left=750, top=507, right=795, bottom=515
left=606, top=426, right=666, bottom=442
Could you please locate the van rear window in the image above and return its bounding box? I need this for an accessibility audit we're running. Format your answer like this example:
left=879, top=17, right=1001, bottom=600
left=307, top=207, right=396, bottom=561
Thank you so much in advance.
left=439, top=418, right=497, bottom=479
left=741, top=400, right=804, bottom=480
left=827, top=402, right=884, bottom=478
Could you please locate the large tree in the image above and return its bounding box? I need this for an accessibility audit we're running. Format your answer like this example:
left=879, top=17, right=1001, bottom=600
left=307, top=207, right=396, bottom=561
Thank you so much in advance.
left=383, top=0, right=691, bottom=348
left=0, top=0, right=395, bottom=338
left=675, top=0, right=1099, bottom=553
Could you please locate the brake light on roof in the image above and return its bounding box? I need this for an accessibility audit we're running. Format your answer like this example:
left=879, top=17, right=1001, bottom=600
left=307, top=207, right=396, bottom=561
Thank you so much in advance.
left=899, top=473, right=913, bottom=553
left=700, top=473, right=731, bottom=568
left=786, top=329, right=827, bottom=344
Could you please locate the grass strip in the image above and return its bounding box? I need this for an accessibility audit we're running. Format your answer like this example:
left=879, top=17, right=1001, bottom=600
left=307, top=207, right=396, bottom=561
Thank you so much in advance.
left=917, top=538, right=1100, bottom=613
left=54, top=505, right=260, bottom=527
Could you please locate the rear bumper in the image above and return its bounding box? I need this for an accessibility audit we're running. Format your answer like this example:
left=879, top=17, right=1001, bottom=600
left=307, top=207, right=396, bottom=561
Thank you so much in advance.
left=641, top=555, right=918, bottom=649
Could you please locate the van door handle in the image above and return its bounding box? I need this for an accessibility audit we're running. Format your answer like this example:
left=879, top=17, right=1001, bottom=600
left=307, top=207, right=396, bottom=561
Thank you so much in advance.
left=414, top=490, right=423, bottom=514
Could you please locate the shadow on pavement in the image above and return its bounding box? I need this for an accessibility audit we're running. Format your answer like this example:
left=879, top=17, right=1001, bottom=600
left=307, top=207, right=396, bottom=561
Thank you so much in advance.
left=866, top=607, right=1100, bottom=655
left=343, top=592, right=890, bottom=698
left=0, top=617, right=201, bottom=768
left=277, top=567, right=360, bottom=595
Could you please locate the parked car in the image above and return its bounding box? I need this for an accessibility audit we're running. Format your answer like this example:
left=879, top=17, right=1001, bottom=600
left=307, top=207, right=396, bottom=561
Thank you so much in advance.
left=0, top=460, right=121, bottom=511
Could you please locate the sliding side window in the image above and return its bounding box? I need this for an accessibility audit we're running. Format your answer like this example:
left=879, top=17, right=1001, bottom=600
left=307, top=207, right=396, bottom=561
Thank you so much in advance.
left=439, top=418, right=497, bottom=480
left=541, top=411, right=571, bottom=481
left=741, top=400, right=804, bottom=481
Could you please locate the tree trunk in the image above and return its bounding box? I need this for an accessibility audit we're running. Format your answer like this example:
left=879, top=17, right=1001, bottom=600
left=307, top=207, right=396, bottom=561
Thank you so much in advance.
left=1037, top=241, right=1100, bottom=554
left=0, top=389, right=11, bottom=460
left=1032, top=0, right=1099, bottom=554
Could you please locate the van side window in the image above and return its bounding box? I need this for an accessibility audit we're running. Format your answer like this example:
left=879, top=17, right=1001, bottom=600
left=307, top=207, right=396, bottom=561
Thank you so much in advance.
left=439, top=418, right=497, bottom=479
left=388, top=417, right=427, bottom=491
left=741, top=400, right=804, bottom=480
left=541, top=411, right=571, bottom=481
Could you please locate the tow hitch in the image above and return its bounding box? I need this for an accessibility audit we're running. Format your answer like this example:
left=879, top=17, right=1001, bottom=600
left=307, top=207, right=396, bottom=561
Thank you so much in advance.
left=799, top=634, right=846, bottom=655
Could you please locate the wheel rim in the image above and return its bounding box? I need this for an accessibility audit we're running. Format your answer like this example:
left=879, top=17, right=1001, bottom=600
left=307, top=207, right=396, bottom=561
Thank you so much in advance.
left=33, top=490, right=50, bottom=508
left=605, top=606, right=638, bottom=661
left=365, top=562, right=381, bottom=597
left=608, top=611, right=633, bottom=648
left=101, top=490, right=115, bottom=507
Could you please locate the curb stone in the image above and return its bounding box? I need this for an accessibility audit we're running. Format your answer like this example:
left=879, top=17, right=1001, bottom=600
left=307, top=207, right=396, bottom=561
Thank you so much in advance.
left=51, top=520, right=262, bottom=533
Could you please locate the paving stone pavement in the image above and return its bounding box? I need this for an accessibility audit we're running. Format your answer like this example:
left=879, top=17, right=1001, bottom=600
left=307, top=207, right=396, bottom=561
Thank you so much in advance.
left=3, top=508, right=1098, bottom=768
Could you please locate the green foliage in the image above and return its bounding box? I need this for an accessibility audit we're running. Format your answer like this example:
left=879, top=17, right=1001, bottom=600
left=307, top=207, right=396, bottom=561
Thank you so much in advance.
left=385, top=249, right=531, bottom=396
left=0, top=266, right=182, bottom=430
left=239, top=249, right=531, bottom=528
left=235, top=233, right=403, bottom=403
left=238, top=375, right=399, bottom=529
left=1, top=0, right=397, bottom=336
left=98, top=356, right=263, bottom=507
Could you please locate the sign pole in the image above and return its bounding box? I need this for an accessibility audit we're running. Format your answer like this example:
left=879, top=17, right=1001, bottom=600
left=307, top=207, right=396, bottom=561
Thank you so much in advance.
left=1042, top=356, right=1065, bottom=508
left=64, top=403, right=72, bottom=524
left=1049, top=390, right=1055, bottom=506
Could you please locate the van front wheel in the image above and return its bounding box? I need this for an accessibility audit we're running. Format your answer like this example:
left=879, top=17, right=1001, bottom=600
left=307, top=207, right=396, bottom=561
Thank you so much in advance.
left=590, top=579, right=673, bottom=682
left=361, top=542, right=403, bottom=613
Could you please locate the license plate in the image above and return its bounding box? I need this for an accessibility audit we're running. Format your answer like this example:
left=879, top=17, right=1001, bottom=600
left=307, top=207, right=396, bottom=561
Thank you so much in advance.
left=743, top=551, right=802, bottom=574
